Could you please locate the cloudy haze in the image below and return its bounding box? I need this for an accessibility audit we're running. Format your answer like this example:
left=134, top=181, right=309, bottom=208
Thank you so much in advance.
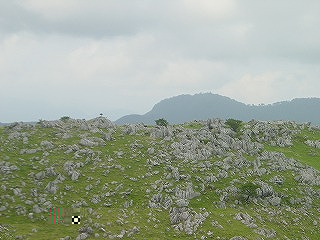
left=1, top=0, right=320, bottom=122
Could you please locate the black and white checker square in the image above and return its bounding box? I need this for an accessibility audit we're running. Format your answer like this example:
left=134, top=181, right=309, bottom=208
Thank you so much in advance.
left=72, top=216, right=80, bottom=224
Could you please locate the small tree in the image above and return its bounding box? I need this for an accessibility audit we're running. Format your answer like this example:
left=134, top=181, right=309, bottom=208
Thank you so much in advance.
left=60, top=116, right=70, bottom=122
left=225, top=118, right=242, bottom=132
left=155, top=118, right=168, bottom=127
left=239, top=182, right=258, bottom=203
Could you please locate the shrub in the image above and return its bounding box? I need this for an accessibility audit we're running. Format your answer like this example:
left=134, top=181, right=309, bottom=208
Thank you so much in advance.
left=155, top=118, right=168, bottom=127
left=239, top=182, right=258, bottom=203
left=60, top=116, right=70, bottom=122
left=225, top=118, right=242, bottom=132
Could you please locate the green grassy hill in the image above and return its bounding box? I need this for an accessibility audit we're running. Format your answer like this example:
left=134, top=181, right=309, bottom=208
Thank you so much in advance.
left=0, top=118, right=319, bottom=239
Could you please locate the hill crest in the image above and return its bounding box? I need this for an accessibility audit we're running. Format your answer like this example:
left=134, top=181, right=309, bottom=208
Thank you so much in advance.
left=116, top=93, right=320, bottom=125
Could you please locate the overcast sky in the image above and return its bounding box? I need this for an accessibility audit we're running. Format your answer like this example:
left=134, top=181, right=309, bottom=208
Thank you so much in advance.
left=1, top=0, right=320, bottom=122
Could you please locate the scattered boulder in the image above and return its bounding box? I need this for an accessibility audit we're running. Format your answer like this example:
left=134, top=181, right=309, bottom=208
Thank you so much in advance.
left=0, top=206, right=7, bottom=211
left=79, top=138, right=98, bottom=147
left=44, top=182, right=58, bottom=194
left=32, top=204, right=42, bottom=213
left=40, top=140, right=54, bottom=149
left=254, top=228, right=277, bottom=238
left=234, top=212, right=257, bottom=228
left=305, top=140, right=320, bottom=148
left=35, top=171, right=46, bottom=180
left=75, top=233, right=89, bottom=240
left=230, top=237, right=248, bottom=240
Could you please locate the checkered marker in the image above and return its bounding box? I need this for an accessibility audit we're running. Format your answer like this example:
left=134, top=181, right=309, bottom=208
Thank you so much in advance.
left=72, top=216, right=80, bottom=224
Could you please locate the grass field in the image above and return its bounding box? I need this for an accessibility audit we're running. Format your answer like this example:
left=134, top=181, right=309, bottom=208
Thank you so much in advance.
left=0, top=120, right=319, bottom=239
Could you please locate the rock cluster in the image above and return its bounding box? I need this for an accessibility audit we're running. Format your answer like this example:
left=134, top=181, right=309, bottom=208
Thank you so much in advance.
left=234, top=212, right=257, bottom=228
left=305, top=140, right=320, bottom=148
left=169, top=207, right=209, bottom=235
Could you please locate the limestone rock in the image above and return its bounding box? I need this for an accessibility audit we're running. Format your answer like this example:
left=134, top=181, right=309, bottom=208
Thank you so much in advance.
left=32, top=204, right=42, bottom=213
left=40, top=140, right=54, bottom=149
left=45, top=182, right=58, bottom=194
left=254, top=228, right=276, bottom=238
left=0, top=206, right=6, bottom=211
left=234, top=212, right=257, bottom=228
left=71, top=171, right=80, bottom=181
left=35, top=171, right=45, bottom=180
left=79, top=138, right=98, bottom=147
left=76, top=233, right=89, bottom=240
left=305, top=140, right=320, bottom=148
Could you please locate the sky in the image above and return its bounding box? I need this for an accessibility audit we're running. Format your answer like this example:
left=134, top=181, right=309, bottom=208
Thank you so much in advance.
left=1, top=0, right=320, bottom=122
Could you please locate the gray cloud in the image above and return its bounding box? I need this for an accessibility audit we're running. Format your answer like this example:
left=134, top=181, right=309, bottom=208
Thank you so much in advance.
left=0, top=0, right=320, bottom=122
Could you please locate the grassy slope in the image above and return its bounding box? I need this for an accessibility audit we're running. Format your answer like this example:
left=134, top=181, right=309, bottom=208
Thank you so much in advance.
left=0, top=123, right=319, bottom=239
left=264, top=128, right=320, bottom=170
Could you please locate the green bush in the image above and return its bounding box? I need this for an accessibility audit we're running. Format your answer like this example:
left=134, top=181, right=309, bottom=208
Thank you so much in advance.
left=60, top=116, right=70, bottom=122
left=155, top=118, right=168, bottom=127
left=225, top=118, right=242, bottom=132
left=239, top=182, right=258, bottom=203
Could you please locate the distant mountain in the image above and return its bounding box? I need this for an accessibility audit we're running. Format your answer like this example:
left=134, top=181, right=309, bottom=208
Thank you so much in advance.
left=115, top=93, right=320, bottom=125
left=0, top=121, right=36, bottom=126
